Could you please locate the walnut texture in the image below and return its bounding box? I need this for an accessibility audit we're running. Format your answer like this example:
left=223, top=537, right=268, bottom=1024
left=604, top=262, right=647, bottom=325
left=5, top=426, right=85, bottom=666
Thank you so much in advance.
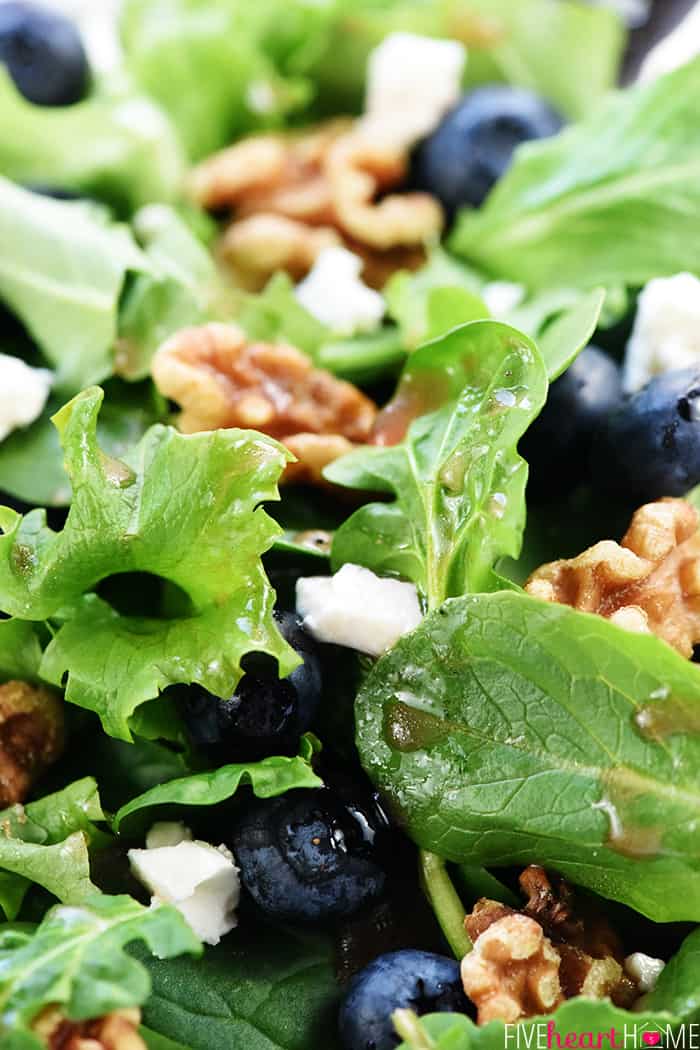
left=0, top=680, right=64, bottom=806
left=32, top=1006, right=145, bottom=1050
left=525, top=498, right=700, bottom=657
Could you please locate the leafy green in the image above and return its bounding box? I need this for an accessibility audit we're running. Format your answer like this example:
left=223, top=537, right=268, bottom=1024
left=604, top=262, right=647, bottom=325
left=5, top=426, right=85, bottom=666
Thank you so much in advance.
left=114, top=746, right=323, bottom=831
left=326, top=321, right=547, bottom=606
left=0, top=387, right=297, bottom=740
left=0, top=894, right=201, bottom=1048
left=237, top=272, right=329, bottom=361
left=0, top=70, right=185, bottom=214
left=0, top=380, right=165, bottom=507
left=117, top=205, right=232, bottom=380
left=0, top=620, right=42, bottom=683
left=0, top=178, right=148, bottom=394
left=356, top=590, right=700, bottom=922
left=139, top=924, right=341, bottom=1050
left=0, top=779, right=107, bottom=921
left=452, top=59, right=700, bottom=291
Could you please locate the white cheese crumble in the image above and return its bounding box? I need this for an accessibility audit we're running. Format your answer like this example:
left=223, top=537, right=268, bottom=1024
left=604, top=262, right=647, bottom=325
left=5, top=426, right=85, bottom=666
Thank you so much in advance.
left=482, top=281, right=526, bottom=319
left=0, top=354, right=53, bottom=443
left=638, top=3, right=700, bottom=82
left=129, top=822, right=240, bottom=946
left=361, top=32, right=467, bottom=151
left=295, top=247, right=385, bottom=336
left=296, top=563, right=422, bottom=656
left=624, top=952, right=666, bottom=993
left=623, top=273, right=700, bottom=393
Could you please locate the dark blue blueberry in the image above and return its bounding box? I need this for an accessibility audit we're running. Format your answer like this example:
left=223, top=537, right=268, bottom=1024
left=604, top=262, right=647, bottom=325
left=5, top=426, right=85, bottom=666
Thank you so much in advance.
left=412, top=85, right=564, bottom=214
left=231, top=787, right=386, bottom=922
left=522, top=345, right=622, bottom=495
left=0, top=2, right=89, bottom=106
left=181, top=611, right=323, bottom=761
left=591, top=367, right=700, bottom=502
left=339, top=950, right=469, bottom=1050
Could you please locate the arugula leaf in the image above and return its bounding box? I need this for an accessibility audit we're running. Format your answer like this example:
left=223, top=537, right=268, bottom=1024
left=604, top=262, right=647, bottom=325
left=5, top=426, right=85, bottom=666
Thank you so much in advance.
left=0, top=894, right=201, bottom=1047
left=0, top=380, right=165, bottom=507
left=117, top=205, right=232, bottom=380
left=0, top=178, right=148, bottom=394
left=452, top=59, right=700, bottom=291
left=114, top=748, right=323, bottom=831
left=0, top=620, right=42, bottom=683
left=0, top=387, right=297, bottom=740
left=0, top=779, right=107, bottom=920
left=138, top=924, right=341, bottom=1050
left=326, top=321, right=547, bottom=606
left=0, top=70, right=185, bottom=214
left=356, top=590, right=700, bottom=922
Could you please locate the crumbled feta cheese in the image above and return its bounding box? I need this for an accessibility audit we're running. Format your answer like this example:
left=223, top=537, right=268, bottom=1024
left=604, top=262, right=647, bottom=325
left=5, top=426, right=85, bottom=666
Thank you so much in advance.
left=638, top=3, right=700, bottom=82
left=624, top=952, right=666, bottom=993
left=623, top=273, right=700, bottom=393
left=361, top=32, right=467, bottom=150
left=0, top=355, right=52, bottom=443
left=129, top=825, right=240, bottom=946
left=295, top=247, right=385, bottom=336
left=482, top=281, right=526, bottom=319
left=296, top=563, right=422, bottom=656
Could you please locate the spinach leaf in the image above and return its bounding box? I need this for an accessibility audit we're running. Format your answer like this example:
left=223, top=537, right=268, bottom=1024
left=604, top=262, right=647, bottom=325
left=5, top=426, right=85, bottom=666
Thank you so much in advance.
left=0, top=895, right=201, bottom=1047
left=0, top=178, right=148, bottom=394
left=0, top=387, right=297, bottom=740
left=139, top=923, right=341, bottom=1050
left=452, top=59, right=700, bottom=291
left=326, top=321, right=547, bottom=606
left=356, top=590, right=700, bottom=922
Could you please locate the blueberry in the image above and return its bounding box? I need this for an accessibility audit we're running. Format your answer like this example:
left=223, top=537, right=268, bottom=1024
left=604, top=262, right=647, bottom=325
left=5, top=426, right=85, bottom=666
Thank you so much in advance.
left=412, top=85, right=564, bottom=214
left=591, top=367, right=700, bottom=502
left=521, top=345, right=622, bottom=495
left=339, top=950, right=469, bottom=1050
left=0, top=2, right=89, bottom=106
left=181, top=611, right=323, bottom=761
left=231, top=787, right=386, bottom=922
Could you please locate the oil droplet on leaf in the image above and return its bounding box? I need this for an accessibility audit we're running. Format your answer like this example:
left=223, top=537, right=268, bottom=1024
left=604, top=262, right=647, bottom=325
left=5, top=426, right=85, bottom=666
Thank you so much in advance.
left=100, top=452, right=136, bottom=489
left=384, top=701, right=449, bottom=753
left=634, top=694, right=700, bottom=741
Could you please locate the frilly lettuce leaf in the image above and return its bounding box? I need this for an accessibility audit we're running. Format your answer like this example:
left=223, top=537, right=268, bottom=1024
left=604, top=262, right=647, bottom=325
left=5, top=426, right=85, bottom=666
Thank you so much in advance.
left=0, top=894, right=201, bottom=1048
left=0, top=621, right=43, bottom=684
left=0, top=178, right=149, bottom=395
left=0, top=69, right=185, bottom=213
left=326, top=320, right=547, bottom=606
left=0, top=778, right=108, bottom=921
left=452, top=58, right=700, bottom=291
left=0, top=387, right=298, bottom=740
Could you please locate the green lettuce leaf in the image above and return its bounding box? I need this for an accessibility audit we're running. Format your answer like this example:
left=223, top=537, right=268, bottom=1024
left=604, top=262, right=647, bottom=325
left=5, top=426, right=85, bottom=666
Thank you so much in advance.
left=356, top=590, right=700, bottom=922
left=0, top=387, right=297, bottom=740
left=138, top=924, right=341, bottom=1050
left=452, top=59, right=700, bottom=291
left=0, top=621, right=42, bottom=683
left=0, top=894, right=201, bottom=1048
left=326, top=321, right=547, bottom=606
left=0, top=70, right=184, bottom=214
left=0, top=778, right=108, bottom=920
left=0, top=178, right=148, bottom=394
left=114, top=744, right=323, bottom=831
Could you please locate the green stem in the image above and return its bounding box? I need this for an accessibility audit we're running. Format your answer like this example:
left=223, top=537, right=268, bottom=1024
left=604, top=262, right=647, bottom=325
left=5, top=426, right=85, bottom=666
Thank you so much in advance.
left=392, top=1009, right=437, bottom=1049
left=419, top=849, right=472, bottom=959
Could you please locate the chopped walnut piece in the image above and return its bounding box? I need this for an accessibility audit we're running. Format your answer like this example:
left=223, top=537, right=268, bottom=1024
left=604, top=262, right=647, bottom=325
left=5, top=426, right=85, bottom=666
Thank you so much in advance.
left=525, top=498, right=700, bottom=657
left=151, top=323, right=376, bottom=483
left=461, top=912, right=563, bottom=1024
left=0, top=681, right=64, bottom=806
left=218, top=214, right=341, bottom=291
left=32, top=1006, right=145, bottom=1050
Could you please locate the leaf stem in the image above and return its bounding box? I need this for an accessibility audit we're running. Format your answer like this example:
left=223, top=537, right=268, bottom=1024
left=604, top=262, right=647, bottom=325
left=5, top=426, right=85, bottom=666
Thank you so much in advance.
left=419, top=849, right=472, bottom=959
left=393, top=1009, right=437, bottom=1049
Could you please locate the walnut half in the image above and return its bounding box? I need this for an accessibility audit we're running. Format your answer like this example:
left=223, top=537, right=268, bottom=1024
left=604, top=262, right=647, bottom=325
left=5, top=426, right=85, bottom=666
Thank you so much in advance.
left=0, top=680, right=64, bottom=806
left=32, top=1006, right=145, bottom=1050
left=525, top=498, right=700, bottom=657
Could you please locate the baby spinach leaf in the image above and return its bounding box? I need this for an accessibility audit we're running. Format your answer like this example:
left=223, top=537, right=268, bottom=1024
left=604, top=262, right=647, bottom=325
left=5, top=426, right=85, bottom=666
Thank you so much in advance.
left=0, top=894, right=201, bottom=1047
left=138, top=924, right=341, bottom=1050
left=356, top=590, right=700, bottom=922
left=0, top=387, right=297, bottom=740
left=0, top=178, right=148, bottom=394
left=114, top=749, right=322, bottom=831
left=452, top=59, right=700, bottom=291
left=326, top=321, right=547, bottom=606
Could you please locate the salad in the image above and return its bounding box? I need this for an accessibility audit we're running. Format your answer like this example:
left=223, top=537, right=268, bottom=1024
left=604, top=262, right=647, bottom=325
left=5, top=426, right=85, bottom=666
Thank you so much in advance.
left=1, top=0, right=700, bottom=1047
